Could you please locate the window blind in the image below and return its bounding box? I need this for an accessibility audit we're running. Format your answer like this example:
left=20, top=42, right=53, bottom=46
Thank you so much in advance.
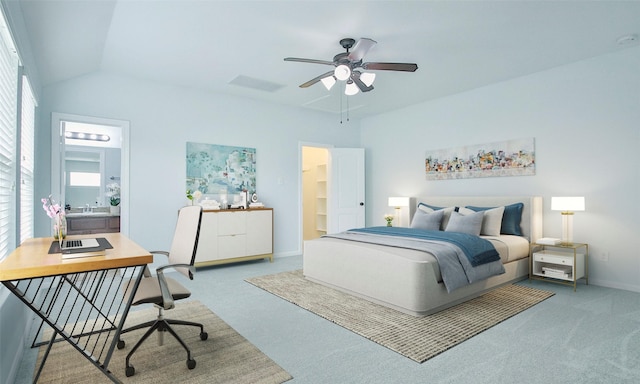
left=0, top=13, right=19, bottom=260
left=20, top=75, right=35, bottom=243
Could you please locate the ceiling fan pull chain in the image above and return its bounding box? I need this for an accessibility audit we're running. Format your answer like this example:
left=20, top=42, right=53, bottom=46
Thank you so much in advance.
left=340, top=83, right=344, bottom=124
left=346, top=92, right=350, bottom=122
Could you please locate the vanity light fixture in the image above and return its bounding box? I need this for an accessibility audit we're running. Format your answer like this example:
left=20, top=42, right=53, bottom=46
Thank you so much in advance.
left=551, top=196, right=585, bottom=245
left=65, top=131, right=110, bottom=142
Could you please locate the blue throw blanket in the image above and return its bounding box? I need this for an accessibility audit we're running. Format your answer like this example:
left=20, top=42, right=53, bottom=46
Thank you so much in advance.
left=349, top=227, right=500, bottom=266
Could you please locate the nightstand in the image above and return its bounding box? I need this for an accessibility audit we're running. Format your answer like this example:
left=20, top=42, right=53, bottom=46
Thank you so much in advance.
left=529, top=242, right=589, bottom=291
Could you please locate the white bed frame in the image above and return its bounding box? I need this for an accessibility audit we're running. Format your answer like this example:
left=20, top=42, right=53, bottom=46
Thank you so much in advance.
left=303, top=196, right=543, bottom=316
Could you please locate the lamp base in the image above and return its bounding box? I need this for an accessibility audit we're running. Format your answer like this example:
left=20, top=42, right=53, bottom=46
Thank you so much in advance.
left=560, top=211, right=574, bottom=245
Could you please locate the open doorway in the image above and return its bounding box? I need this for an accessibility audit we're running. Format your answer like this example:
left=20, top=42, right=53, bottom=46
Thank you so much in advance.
left=300, top=144, right=366, bottom=253
left=301, top=145, right=329, bottom=242
left=51, top=113, right=130, bottom=235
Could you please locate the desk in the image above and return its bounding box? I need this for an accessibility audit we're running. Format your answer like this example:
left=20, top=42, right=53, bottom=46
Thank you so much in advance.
left=0, top=233, right=152, bottom=383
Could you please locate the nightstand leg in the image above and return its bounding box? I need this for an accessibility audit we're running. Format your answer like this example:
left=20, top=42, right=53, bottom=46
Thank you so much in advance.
left=585, top=244, right=589, bottom=285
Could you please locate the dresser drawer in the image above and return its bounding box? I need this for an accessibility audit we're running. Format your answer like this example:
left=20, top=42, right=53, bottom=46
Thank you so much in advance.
left=218, top=234, right=246, bottom=259
left=217, top=211, right=246, bottom=236
left=533, top=251, right=574, bottom=266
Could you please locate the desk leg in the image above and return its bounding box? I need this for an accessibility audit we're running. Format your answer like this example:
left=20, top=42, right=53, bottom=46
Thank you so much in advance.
left=32, top=330, right=58, bottom=383
left=3, top=265, right=147, bottom=384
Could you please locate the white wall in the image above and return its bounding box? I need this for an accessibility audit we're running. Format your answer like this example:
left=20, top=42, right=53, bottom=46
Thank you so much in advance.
left=36, top=73, right=361, bottom=260
left=361, top=46, right=640, bottom=292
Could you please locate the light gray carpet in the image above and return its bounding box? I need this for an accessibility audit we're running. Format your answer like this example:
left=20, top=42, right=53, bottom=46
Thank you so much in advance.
left=35, top=301, right=292, bottom=384
left=246, top=270, right=554, bottom=363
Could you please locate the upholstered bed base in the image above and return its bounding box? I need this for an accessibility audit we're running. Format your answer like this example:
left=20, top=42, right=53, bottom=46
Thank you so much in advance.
left=303, top=196, right=542, bottom=317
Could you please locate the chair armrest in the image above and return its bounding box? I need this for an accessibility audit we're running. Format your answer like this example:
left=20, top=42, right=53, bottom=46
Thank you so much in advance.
left=146, top=251, right=170, bottom=278
left=155, top=263, right=196, bottom=310
left=156, top=263, right=195, bottom=274
left=155, top=268, right=175, bottom=310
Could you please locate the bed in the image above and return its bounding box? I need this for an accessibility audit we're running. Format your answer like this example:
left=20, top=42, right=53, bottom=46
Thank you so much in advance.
left=303, top=196, right=543, bottom=316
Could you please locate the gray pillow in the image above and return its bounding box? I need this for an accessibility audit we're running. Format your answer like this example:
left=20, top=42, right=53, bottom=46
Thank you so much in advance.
left=445, top=211, right=484, bottom=236
left=410, top=209, right=444, bottom=231
left=417, top=203, right=456, bottom=230
left=459, top=206, right=505, bottom=236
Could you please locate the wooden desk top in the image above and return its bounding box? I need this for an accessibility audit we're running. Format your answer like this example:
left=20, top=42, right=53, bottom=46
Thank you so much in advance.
left=0, top=233, right=153, bottom=281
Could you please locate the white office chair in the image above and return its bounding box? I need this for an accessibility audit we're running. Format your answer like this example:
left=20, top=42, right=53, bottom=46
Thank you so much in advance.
left=117, top=205, right=207, bottom=377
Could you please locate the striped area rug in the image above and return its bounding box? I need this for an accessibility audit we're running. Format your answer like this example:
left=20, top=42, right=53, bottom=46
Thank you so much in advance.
left=247, top=270, right=554, bottom=363
left=36, top=301, right=291, bottom=383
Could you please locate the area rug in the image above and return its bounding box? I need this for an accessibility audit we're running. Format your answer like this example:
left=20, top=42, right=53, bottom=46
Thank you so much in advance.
left=246, top=270, right=554, bottom=363
left=35, top=301, right=292, bottom=384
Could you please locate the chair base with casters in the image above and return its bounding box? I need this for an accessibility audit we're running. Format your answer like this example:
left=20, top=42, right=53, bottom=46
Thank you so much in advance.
left=117, top=304, right=208, bottom=377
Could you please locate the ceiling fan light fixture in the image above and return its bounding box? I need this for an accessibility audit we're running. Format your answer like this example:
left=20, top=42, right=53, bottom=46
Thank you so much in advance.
left=345, top=80, right=359, bottom=96
left=320, top=75, right=336, bottom=90
left=334, top=64, right=351, bottom=81
left=360, top=72, right=376, bottom=87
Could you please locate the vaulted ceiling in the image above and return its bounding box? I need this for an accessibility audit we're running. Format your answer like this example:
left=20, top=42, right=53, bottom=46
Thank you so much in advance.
left=17, top=1, right=640, bottom=119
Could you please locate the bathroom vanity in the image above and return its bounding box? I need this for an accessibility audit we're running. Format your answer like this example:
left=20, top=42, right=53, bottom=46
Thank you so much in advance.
left=66, top=213, right=120, bottom=235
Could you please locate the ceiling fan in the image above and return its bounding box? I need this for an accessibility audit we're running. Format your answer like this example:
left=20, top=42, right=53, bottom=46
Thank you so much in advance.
left=284, top=37, right=418, bottom=95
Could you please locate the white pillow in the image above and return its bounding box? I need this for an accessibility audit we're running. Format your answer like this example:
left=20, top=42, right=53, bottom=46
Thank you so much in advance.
left=445, top=211, right=484, bottom=236
left=459, top=206, right=505, bottom=236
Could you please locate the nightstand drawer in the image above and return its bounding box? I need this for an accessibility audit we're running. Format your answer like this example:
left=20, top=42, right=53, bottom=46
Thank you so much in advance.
left=533, top=251, right=574, bottom=266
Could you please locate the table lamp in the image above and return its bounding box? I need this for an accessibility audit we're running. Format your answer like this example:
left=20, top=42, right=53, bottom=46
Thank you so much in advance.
left=551, top=196, right=585, bottom=245
left=388, top=197, right=410, bottom=227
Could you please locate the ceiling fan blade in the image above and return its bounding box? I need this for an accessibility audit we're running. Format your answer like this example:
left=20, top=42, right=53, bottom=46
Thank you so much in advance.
left=284, top=57, right=335, bottom=66
left=351, top=72, right=374, bottom=92
left=362, top=62, right=418, bottom=72
left=348, top=38, right=377, bottom=62
left=298, top=71, right=335, bottom=88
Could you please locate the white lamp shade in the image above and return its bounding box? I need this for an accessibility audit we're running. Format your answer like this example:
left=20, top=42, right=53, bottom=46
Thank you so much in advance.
left=360, top=72, right=376, bottom=87
left=344, top=81, right=359, bottom=95
left=551, top=196, right=585, bottom=212
left=388, top=197, right=410, bottom=208
left=320, top=75, right=336, bottom=90
left=334, top=64, right=351, bottom=81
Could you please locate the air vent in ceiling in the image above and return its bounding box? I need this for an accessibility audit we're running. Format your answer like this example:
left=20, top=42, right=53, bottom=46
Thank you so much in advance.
left=229, top=75, right=284, bottom=92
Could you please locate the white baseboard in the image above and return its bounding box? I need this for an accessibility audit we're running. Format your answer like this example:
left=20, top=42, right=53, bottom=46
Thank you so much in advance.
left=273, top=250, right=301, bottom=258
left=588, top=278, right=640, bottom=293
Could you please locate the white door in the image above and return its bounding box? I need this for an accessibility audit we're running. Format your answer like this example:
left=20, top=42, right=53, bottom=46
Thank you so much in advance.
left=327, top=148, right=365, bottom=234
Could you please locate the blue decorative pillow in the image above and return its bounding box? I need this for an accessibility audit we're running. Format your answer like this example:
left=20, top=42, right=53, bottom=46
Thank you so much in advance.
left=418, top=203, right=444, bottom=211
left=466, top=202, right=524, bottom=236
left=410, top=209, right=444, bottom=231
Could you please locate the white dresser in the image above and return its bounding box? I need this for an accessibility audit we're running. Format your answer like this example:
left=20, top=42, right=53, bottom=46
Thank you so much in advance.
left=195, top=208, right=273, bottom=267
